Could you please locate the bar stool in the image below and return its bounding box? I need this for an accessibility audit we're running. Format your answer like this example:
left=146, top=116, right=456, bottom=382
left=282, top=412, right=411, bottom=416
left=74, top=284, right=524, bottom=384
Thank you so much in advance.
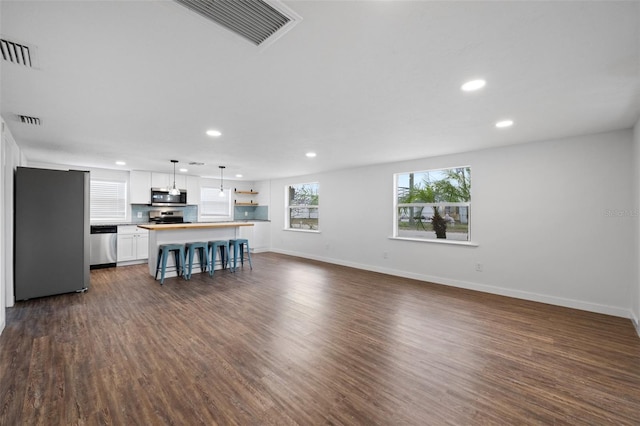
left=155, top=243, right=186, bottom=285
left=185, top=242, right=210, bottom=280
left=208, top=240, right=230, bottom=277
left=229, top=238, right=252, bottom=272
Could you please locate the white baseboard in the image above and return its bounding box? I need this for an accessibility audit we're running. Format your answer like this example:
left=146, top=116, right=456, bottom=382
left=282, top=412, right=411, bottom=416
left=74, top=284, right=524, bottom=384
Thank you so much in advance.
left=0, top=317, right=5, bottom=336
left=116, top=259, right=147, bottom=267
left=632, top=312, right=640, bottom=338
left=269, top=249, right=632, bottom=319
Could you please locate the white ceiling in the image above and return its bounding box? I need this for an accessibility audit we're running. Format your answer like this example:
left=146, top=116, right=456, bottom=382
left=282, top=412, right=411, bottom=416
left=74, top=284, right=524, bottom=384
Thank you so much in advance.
left=1, top=0, right=639, bottom=181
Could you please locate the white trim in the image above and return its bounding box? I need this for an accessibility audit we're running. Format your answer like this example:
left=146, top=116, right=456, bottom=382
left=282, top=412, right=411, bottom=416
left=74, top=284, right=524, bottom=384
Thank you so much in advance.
left=250, top=247, right=270, bottom=254
left=632, top=311, right=640, bottom=338
left=268, top=248, right=632, bottom=319
left=283, top=228, right=320, bottom=234
left=258, top=0, right=303, bottom=51
left=397, top=202, right=470, bottom=208
left=389, top=236, right=478, bottom=247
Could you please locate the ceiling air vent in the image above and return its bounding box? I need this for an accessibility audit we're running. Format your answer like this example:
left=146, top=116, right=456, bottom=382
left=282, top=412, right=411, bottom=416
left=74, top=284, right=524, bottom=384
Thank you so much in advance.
left=17, top=115, right=41, bottom=125
left=174, top=0, right=301, bottom=47
left=1, top=38, right=34, bottom=67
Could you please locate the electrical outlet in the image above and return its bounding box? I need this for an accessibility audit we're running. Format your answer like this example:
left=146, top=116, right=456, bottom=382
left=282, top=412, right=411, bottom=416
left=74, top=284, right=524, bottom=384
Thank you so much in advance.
left=244, top=211, right=248, bottom=217
left=137, top=212, right=142, bottom=218
left=475, top=262, right=483, bottom=272
left=383, top=251, right=388, bottom=259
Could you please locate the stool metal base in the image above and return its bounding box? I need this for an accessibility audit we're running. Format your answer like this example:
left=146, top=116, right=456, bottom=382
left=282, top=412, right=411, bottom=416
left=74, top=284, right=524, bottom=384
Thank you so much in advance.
left=185, top=242, right=210, bottom=280
left=229, top=238, right=252, bottom=272
left=155, top=244, right=186, bottom=285
left=208, top=240, right=231, bottom=277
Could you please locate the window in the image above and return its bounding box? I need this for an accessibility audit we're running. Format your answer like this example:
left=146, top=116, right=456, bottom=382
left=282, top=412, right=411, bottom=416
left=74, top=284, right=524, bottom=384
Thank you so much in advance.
left=286, top=182, right=319, bottom=231
left=90, top=179, right=127, bottom=221
left=200, top=187, right=232, bottom=220
left=395, top=167, right=470, bottom=242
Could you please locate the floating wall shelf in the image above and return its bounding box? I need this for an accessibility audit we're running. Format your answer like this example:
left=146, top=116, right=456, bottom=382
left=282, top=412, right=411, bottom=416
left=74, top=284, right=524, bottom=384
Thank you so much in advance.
left=234, top=189, right=258, bottom=195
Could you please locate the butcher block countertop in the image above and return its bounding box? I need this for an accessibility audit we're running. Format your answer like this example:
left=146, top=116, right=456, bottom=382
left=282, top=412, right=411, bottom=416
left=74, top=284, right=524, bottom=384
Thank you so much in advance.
left=137, top=222, right=254, bottom=231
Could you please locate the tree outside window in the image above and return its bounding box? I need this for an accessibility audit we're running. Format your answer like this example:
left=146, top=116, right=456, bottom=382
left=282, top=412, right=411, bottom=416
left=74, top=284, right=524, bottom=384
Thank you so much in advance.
left=286, top=183, right=319, bottom=231
left=395, top=167, right=470, bottom=241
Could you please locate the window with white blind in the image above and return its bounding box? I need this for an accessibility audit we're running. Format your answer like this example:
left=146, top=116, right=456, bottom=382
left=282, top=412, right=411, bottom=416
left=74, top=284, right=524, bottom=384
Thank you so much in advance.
left=90, top=179, right=127, bottom=221
left=200, top=187, right=232, bottom=220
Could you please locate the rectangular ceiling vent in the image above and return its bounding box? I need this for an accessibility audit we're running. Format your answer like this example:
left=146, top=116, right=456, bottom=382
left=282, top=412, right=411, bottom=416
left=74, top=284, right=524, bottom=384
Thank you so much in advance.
left=17, top=115, right=42, bottom=125
left=1, top=38, right=34, bottom=67
left=174, top=0, right=301, bottom=47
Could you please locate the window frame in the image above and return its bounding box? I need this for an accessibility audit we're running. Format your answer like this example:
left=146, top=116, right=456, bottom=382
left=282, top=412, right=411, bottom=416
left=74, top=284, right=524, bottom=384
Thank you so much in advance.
left=199, top=187, right=232, bottom=221
left=285, top=182, right=319, bottom=232
left=393, top=166, right=473, bottom=245
left=90, top=178, right=127, bottom=223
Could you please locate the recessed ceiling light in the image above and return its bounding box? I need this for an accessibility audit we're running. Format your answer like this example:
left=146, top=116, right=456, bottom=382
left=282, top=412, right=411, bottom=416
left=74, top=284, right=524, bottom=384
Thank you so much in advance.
left=179, top=168, right=188, bottom=173
left=495, top=120, right=514, bottom=128
left=306, top=152, right=317, bottom=158
left=461, top=79, right=486, bottom=92
left=206, top=129, right=222, bottom=137
left=115, top=161, right=126, bottom=166
left=235, top=174, right=243, bottom=178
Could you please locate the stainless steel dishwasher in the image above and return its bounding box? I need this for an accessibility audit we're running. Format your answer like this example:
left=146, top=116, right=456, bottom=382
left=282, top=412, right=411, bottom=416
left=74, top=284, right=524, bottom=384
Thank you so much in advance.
left=90, top=225, right=117, bottom=269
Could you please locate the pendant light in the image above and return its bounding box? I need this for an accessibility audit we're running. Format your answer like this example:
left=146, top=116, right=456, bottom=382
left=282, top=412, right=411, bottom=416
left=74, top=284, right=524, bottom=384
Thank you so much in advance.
left=169, top=160, right=180, bottom=195
left=219, top=165, right=226, bottom=197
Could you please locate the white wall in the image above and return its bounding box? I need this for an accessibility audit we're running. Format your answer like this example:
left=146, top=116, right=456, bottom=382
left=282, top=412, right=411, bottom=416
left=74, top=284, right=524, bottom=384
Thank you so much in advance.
left=1, top=118, right=25, bottom=335
left=28, top=161, right=132, bottom=223
left=267, top=129, right=636, bottom=319
left=632, top=119, right=640, bottom=334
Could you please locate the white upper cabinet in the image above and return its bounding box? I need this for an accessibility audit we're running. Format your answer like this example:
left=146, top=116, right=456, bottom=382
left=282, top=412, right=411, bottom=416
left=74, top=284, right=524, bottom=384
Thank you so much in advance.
left=130, top=171, right=151, bottom=204
left=151, top=172, right=170, bottom=189
left=131, top=171, right=196, bottom=205
left=152, top=172, right=186, bottom=190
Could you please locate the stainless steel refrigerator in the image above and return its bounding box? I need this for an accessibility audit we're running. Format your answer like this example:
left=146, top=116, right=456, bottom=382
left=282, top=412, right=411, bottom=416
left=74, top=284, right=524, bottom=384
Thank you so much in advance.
left=15, top=167, right=90, bottom=300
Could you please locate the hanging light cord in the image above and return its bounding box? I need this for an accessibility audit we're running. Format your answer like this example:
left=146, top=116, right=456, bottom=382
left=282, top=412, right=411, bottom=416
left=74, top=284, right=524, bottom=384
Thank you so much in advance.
left=219, top=166, right=225, bottom=197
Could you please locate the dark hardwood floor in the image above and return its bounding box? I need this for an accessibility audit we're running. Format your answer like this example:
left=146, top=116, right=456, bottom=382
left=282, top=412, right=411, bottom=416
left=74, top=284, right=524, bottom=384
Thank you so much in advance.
left=1, top=252, right=639, bottom=425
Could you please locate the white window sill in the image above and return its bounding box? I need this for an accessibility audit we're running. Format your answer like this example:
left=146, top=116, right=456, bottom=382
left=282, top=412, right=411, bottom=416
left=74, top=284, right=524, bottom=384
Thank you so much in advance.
left=284, top=228, right=321, bottom=234
left=389, top=236, right=478, bottom=247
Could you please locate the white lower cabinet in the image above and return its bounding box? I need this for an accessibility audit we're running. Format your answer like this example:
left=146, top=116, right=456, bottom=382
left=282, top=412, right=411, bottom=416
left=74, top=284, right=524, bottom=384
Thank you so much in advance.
left=117, top=225, right=149, bottom=265
left=136, top=235, right=149, bottom=259
left=238, top=222, right=270, bottom=252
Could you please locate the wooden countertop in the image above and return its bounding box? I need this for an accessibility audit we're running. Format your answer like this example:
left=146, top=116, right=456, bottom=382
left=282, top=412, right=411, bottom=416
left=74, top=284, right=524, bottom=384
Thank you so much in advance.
left=137, top=222, right=254, bottom=231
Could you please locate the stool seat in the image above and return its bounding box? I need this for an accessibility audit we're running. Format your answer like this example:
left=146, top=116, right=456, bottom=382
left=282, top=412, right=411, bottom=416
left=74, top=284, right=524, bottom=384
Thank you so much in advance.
left=208, top=240, right=231, bottom=277
left=185, top=242, right=210, bottom=280
left=155, top=244, right=186, bottom=285
left=229, top=238, right=252, bottom=272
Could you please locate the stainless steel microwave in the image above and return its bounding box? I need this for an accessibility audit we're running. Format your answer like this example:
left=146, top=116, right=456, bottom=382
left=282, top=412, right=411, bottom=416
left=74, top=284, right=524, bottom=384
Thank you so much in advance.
left=151, top=188, right=187, bottom=206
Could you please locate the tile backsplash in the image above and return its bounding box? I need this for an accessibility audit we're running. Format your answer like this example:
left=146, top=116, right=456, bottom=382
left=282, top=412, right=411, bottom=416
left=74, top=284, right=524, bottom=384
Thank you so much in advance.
left=131, top=204, right=267, bottom=223
left=131, top=204, right=198, bottom=223
left=234, top=205, right=268, bottom=221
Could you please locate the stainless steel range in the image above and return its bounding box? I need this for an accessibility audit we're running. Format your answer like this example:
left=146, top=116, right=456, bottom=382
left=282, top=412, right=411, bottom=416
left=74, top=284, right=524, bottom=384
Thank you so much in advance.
left=149, top=210, right=187, bottom=224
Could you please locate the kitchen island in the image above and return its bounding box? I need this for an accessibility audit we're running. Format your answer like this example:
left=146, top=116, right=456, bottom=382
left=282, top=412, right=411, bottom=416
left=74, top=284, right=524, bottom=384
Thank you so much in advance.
left=137, top=222, right=254, bottom=278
